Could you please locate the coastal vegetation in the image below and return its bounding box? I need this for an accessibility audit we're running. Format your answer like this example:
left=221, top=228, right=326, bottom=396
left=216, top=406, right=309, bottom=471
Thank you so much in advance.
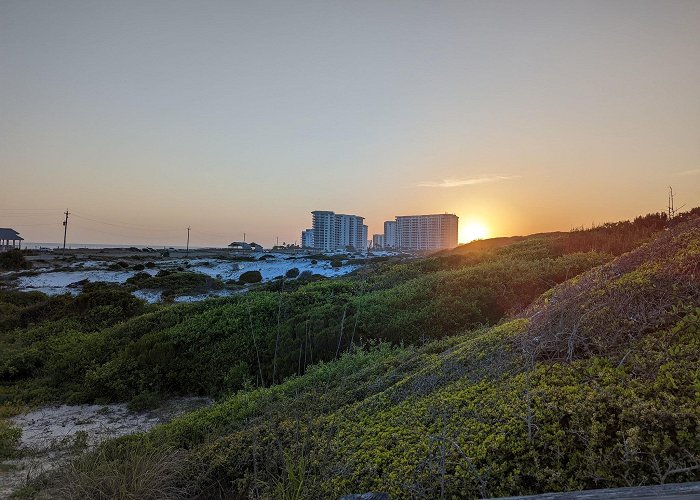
left=0, top=250, right=31, bottom=272
left=0, top=239, right=610, bottom=404
left=126, top=271, right=226, bottom=302
left=0, top=211, right=698, bottom=498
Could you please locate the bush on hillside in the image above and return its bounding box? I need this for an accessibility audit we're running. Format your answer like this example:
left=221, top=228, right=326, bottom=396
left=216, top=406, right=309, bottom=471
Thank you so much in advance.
left=73, top=283, right=147, bottom=331
left=238, top=270, right=262, bottom=284
left=127, top=272, right=224, bottom=301
left=518, top=217, right=700, bottom=362
left=0, top=249, right=31, bottom=271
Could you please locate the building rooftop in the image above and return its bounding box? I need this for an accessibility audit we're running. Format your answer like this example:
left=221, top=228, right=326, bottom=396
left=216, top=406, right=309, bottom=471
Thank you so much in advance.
left=0, top=228, right=23, bottom=240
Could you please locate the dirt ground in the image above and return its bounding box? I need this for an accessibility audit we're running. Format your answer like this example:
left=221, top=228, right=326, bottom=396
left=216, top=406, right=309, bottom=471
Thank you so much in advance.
left=0, top=397, right=210, bottom=498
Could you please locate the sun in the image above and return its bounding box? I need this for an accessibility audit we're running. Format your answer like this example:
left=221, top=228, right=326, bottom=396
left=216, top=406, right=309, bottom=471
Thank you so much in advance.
left=460, top=221, right=489, bottom=243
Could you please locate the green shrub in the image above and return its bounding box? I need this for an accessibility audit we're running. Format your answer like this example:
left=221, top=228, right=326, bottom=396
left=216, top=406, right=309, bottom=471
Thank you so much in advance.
left=238, top=270, right=263, bottom=284
left=0, top=249, right=31, bottom=271
left=128, top=391, right=163, bottom=412
left=74, top=283, right=147, bottom=331
left=127, top=272, right=224, bottom=301
left=285, top=268, right=300, bottom=279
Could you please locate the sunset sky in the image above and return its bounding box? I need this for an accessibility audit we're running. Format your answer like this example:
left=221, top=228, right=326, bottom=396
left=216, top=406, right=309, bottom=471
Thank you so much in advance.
left=1, top=0, right=699, bottom=247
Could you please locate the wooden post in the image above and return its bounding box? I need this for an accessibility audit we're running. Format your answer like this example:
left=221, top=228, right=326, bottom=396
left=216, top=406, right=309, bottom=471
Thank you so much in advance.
left=62, top=210, right=70, bottom=256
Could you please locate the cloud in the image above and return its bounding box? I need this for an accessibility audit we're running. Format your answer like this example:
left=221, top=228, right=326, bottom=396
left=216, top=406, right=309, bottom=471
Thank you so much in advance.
left=415, top=175, right=520, bottom=188
left=676, top=169, right=700, bottom=176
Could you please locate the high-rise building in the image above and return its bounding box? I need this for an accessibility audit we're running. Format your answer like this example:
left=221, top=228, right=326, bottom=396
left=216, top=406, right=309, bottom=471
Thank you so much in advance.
left=301, top=229, right=314, bottom=248
left=395, top=213, right=458, bottom=251
left=372, top=234, right=385, bottom=249
left=311, top=211, right=366, bottom=251
left=312, top=211, right=335, bottom=251
left=383, top=220, right=397, bottom=248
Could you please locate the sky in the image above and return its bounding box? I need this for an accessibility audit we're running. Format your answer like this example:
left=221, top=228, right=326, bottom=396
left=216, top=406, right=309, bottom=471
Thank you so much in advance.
left=1, top=0, right=699, bottom=247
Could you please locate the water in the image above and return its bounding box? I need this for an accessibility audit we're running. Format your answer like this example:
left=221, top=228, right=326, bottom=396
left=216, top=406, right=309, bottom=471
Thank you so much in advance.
left=23, top=242, right=199, bottom=250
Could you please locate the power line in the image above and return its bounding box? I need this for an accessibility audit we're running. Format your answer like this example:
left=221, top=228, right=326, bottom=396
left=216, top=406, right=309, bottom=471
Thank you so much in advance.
left=10, top=223, right=59, bottom=227
left=0, top=208, right=62, bottom=212
left=70, top=212, right=182, bottom=233
left=4, top=207, right=236, bottom=243
left=0, top=213, right=60, bottom=218
left=190, top=228, right=233, bottom=239
left=68, top=225, right=141, bottom=239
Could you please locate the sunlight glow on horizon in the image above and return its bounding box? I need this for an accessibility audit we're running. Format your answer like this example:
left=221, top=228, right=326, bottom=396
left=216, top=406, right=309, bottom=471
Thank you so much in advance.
left=459, top=220, right=490, bottom=243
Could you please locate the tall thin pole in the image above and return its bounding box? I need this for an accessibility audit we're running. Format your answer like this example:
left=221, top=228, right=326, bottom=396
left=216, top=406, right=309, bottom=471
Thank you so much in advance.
left=62, top=209, right=70, bottom=256
left=667, top=186, right=686, bottom=221
left=668, top=186, right=675, bottom=220
left=186, top=226, right=191, bottom=256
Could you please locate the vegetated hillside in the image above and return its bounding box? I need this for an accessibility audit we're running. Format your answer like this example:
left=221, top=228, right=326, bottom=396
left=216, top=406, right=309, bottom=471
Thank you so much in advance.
left=1, top=236, right=610, bottom=405
left=436, top=235, right=534, bottom=256
left=39, top=216, right=700, bottom=499
left=445, top=210, right=699, bottom=258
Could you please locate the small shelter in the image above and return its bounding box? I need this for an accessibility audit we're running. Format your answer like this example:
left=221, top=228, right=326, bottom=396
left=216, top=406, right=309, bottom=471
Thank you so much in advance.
left=229, top=241, right=264, bottom=252
left=248, top=242, right=264, bottom=252
left=229, top=241, right=253, bottom=251
left=0, top=228, right=24, bottom=251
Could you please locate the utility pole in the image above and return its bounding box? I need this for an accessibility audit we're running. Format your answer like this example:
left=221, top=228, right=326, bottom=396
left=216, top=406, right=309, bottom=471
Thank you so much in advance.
left=243, top=232, right=246, bottom=243
left=62, top=209, right=70, bottom=256
left=186, top=226, right=191, bottom=256
left=667, top=186, right=686, bottom=221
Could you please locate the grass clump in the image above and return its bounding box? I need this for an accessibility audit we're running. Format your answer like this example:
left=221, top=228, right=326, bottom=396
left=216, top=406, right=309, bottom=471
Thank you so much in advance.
left=0, top=419, right=21, bottom=459
left=55, top=443, right=191, bottom=500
